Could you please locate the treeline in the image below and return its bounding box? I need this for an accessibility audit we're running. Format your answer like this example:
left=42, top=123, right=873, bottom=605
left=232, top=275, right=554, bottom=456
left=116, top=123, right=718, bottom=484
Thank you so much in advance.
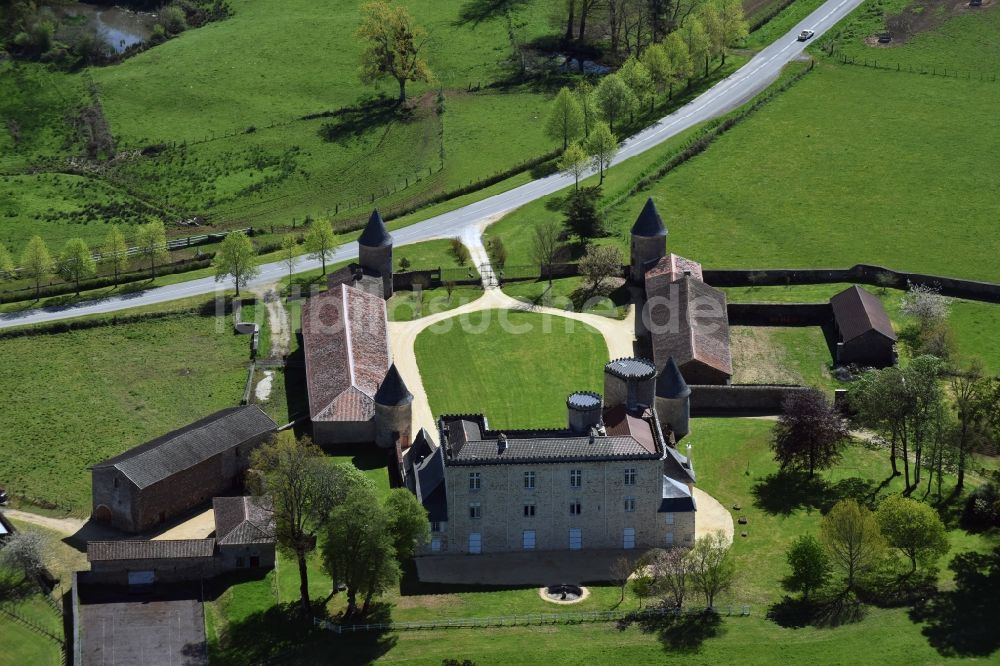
left=0, top=0, right=229, bottom=68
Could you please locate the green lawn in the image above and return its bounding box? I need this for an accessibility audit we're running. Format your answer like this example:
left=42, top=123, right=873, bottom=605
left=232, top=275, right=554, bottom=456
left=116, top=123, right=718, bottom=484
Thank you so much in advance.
left=825, top=0, right=1000, bottom=75
left=414, top=309, right=609, bottom=428
left=0, top=309, right=251, bottom=514
left=730, top=325, right=838, bottom=390
left=489, top=63, right=1000, bottom=284
left=386, top=285, right=483, bottom=323
left=502, top=276, right=631, bottom=320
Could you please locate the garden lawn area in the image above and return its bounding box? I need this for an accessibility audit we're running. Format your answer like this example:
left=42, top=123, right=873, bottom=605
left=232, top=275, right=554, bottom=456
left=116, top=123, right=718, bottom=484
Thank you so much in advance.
left=722, top=283, right=1000, bottom=374
left=825, top=0, right=1000, bottom=75
left=414, top=309, right=608, bottom=428
left=0, top=309, right=251, bottom=514
left=386, top=285, right=482, bottom=323
left=489, top=63, right=1000, bottom=283
left=729, top=325, right=838, bottom=390
left=393, top=239, right=478, bottom=273
left=502, top=277, right=631, bottom=319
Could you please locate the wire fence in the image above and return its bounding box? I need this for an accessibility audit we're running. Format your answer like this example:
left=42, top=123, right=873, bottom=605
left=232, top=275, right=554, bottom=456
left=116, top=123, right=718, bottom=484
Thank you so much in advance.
left=838, top=55, right=999, bottom=82
left=314, top=604, right=752, bottom=635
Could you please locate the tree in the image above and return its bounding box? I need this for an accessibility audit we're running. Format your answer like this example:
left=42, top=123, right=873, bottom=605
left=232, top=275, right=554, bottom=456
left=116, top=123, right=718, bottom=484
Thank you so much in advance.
left=322, top=486, right=400, bottom=618
left=280, top=234, right=298, bottom=284
left=641, top=42, right=674, bottom=100
left=559, top=142, right=588, bottom=190
left=0, top=531, right=46, bottom=583
left=305, top=219, right=337, bottom=275
left=579, top=244, right=623, bottom=293
left=576, top=81, right=597, bottom=135
left=563, top=186, right=603, bottom=242
left=610, top=554, right=635, bottom=605
left=783, top=535, right=830, bottom=601
left=250, top=433, right=369, bottom=614
left=19, top=235, right=52, bottom=299
left=135, top=221, right=168, bottom=280
left=383, top=488, right=431, bottom=561
left=821, top=499, right=885, bottom=591
left=397, top=256, right=411, bottom=271
left=771, top=389, right=850, bottom=477
left=0, top=242, right=15, bottom=281
left=686, top=530, right=734, bottom=608
left=702, top=0, right=747, bottom=66
left=663, top=32, right=692, bottom=96
left=648, top=547, right=690, bottom=608
left=593, top=74, right=636, bottom=133
left=487, top=237, right=507, bottom=270
left=876, top=495, right=949, bottom=574
left=100, top=225, right=129, bottom=288
left=900, top=282, right=949, bottom=329
left=950, top=360, right=997, bottom=492
left=679, top=17, right=710, bottom=80
left=617, top=56, right=653, bottom=117
left=585, top=121, right=618, bottom=184
left=530, top=219, right=562, bottom=285
left=213, top=231, right=259, bottom=297
left=545, top=87, right=585, bottom=150
left=57, top=238, right=96, bottom=295
left=357, top=1, right=432, bottom=103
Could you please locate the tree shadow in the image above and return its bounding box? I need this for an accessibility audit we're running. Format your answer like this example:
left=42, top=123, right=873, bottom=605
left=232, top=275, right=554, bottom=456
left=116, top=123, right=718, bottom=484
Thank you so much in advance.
left=752, top=472, right=880, bottom=516
left=908, top=547, right=1000, bottom=658
left=316, top=97, right=405, bottom=143
left=766, top=596, right=819, bottom=629
left=619, top=608, right=724, bottom=653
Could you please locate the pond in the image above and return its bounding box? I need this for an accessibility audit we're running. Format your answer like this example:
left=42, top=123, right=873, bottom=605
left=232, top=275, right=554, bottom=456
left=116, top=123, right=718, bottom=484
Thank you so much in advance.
left=54, top=3, right=154, bottom=54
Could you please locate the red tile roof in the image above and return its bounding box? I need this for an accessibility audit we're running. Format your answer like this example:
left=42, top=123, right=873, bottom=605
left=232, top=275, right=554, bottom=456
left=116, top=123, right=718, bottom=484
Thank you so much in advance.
left=301, top=284, right=390, bottom=423
left=647, top=276, right=733, bottom=378
left=830, top=286, right=897, bottom=343
left=645, top=254, right=704, bottom=287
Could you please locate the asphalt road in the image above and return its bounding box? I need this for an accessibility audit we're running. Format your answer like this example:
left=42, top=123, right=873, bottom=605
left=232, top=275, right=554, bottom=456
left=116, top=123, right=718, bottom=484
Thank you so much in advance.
left=0, top=0, right=863, bottom=329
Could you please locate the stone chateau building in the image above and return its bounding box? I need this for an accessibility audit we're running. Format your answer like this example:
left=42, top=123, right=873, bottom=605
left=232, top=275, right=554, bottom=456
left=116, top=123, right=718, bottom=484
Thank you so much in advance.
left=405, top=357, right=697, bottom=556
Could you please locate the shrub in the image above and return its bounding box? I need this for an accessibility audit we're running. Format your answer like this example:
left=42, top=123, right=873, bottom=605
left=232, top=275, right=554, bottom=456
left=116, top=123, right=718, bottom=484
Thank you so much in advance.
left=159, top=5, right=188, bottom=35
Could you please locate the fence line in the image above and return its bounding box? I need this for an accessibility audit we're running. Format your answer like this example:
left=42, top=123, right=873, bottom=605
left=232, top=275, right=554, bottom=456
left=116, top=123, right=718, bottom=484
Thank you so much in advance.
left=0, top=603, right=64, bottom=644
left=314, top=604, right=752, bottom=635
left=838, top=55, right=999, bottom=82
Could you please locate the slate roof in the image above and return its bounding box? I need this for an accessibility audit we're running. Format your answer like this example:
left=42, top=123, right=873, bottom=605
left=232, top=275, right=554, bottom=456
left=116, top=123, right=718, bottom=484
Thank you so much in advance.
left=301, top=284, right=390, bottom=423
left=830, top=286, right=897, bottom=343
left=93, top=407, right=277, bottom=490
left=447, top=435, right=657, bottom=465
left=567, top=391, right=602, bottom=411
left=413, top=444, right=448, bottom=522
left=87, top=539, right=216, bottom=562
left=374, top=364, right=413, bottom=407
left=631, top=197, right=667, bottom=237
left=647, top=276, right=733, bottom=378
left=604, top=357, right=657, bottom=380
left=213, top=497, right=275, bottom=546
left=659, top=475, right=696, bottom=513
left=358, top=209, right=392, bottom=247
left=656, top=357, right=691, bottom=400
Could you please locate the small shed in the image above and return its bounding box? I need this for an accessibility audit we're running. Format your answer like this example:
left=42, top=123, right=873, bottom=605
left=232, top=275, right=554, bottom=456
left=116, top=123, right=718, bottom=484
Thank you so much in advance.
left=213, top=496, right=276, bottom=570
left=830, top=286, right=897, bottom=368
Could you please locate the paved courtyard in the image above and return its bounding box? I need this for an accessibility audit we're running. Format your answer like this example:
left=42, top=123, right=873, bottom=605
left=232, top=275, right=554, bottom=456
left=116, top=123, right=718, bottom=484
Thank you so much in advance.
left=416, top=548, right=653, bottom=586
left=78, top=586, right=207, bottom=666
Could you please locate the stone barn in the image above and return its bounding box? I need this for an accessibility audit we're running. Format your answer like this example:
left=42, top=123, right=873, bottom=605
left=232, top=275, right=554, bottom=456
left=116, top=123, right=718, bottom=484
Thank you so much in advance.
left=87, top=539, right=217, bottom=585
left=90, top=406, right=278, bottom=534
left=830, top=286, right=897, bottom=368
left=212, top=496, right=276, bottom=570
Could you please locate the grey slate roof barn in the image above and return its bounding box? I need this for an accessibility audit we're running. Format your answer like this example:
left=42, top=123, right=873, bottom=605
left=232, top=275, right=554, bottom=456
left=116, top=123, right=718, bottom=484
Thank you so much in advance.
left=91, top=406, right=277, bottom=534
left=830, top=286, right=897, bottom=368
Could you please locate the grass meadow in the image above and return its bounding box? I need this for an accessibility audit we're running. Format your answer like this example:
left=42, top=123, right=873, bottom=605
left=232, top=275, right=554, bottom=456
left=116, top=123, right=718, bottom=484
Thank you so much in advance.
left=0, top=307, right=251, bottom=514
left=414, top=309, right=609, bottom=428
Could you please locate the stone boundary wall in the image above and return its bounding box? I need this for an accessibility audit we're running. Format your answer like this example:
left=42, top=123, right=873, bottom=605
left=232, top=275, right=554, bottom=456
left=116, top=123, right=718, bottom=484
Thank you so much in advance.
left=727, top=303, right=832, bottom=326
left=703, top=265, right=1000, bottom=303
left=690, top=384, right=814, bottom=415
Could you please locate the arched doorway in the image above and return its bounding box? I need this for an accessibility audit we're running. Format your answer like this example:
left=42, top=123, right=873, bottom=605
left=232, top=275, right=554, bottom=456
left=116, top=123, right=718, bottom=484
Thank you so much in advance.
left=93, top=504, right=112, bottom=524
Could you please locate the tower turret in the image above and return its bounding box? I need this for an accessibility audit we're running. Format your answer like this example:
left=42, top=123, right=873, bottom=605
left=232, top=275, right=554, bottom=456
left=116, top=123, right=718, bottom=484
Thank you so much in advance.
left=567, top=391, right=603, bottom=434
left=603, top=357, right=657, bottom=412
left=655, top=356, right=691, bottom=441
left=374, top=363, right=413, bottom=449
left=629, top=197, right=667, bottom=283
left=358, top=209, right=394, bottom=298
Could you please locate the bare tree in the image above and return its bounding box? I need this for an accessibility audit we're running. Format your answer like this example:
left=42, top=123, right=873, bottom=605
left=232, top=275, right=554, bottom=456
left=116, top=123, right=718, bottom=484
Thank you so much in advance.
left=610, top=555, right=635, bottom=606
left=686, top=530, right=734, bottom=608
left=579, top=245, right=623, bottom=293
left=530, top=220, right=561, bottom=285
left=649, top=547, right=690, bottom=608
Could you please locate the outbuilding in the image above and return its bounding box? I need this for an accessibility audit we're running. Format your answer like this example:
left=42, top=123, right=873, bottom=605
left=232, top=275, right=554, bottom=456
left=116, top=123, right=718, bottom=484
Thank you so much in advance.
left=830, top=286, right=897, bottom=368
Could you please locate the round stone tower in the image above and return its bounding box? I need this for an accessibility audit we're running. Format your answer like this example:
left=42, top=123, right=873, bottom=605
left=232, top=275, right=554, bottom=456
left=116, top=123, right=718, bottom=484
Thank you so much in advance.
left=629, top=197, right=668, bottom=283
left=374, top=364, right=413, bottom=449
left=358, top=209, right=394, bottom=298
left=567, top=391, right=603, bottom=434
left=655, top=356, right=691, bottom=441
left=603, top=357, right=657, bottom=412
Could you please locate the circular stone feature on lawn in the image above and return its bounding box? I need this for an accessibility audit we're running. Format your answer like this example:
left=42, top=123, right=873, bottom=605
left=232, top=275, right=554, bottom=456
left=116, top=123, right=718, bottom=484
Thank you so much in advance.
left=414, top=310, right=608, bottom=428
left=539, top=584, right=589, bottom=604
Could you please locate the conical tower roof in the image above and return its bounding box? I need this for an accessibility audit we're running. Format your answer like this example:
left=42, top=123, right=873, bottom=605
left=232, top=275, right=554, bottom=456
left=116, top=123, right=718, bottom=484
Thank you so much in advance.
left=409, top=427, right=435, bottom=464
left=630, top=197, right=667, bottom=238
left=375, top=364, right=413, bottom=406
left=656, top=357, right=690, bottom=400
left=358, top=209, right=392, bottom=248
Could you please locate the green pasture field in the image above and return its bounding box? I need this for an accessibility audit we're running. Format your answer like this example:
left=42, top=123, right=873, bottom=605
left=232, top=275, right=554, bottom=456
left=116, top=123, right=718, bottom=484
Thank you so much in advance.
left=489, top=63, right=1000, bottom=284
left=414, top=309, right=608, bottom=428
left=0, top=309, right=251, bottom=514
left=824, top=0, right=1000, bottom=75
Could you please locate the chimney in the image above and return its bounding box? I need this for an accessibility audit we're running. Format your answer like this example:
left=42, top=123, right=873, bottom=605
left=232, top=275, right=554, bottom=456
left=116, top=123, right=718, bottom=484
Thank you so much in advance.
left=497, top=433, right=508, bottom=455
left=685, top=442, right=693, bottom=469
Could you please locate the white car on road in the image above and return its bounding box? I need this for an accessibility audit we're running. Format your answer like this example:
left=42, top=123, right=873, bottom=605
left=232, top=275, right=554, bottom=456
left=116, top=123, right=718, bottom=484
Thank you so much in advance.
left=797, top=29, right=816, bottom=41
